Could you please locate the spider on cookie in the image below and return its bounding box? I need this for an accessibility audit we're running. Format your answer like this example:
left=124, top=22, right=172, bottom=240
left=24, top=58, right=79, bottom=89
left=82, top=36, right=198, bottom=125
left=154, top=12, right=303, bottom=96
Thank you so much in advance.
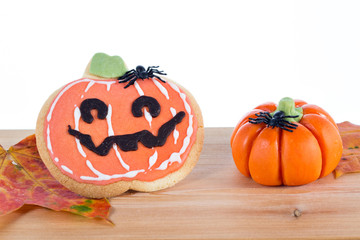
left=118, top=65, right=167, bottom=88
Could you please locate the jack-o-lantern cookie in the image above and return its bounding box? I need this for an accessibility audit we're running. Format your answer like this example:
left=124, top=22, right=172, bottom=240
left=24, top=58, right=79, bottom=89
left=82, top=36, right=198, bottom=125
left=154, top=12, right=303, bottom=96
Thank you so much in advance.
left=36, top=53, right=204, bottom=198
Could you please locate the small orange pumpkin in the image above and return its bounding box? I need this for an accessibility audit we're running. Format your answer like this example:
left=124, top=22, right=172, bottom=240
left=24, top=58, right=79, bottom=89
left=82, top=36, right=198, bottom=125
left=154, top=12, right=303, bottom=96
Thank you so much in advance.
left=230, top=97, right=343, bottom=186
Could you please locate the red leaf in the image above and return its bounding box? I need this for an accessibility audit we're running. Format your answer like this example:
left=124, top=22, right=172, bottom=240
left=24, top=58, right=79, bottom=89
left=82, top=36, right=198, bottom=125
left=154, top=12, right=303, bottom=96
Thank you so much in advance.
left=0, top=135, right=112, bottom=222
left=335, top=122, right=360, bottom=178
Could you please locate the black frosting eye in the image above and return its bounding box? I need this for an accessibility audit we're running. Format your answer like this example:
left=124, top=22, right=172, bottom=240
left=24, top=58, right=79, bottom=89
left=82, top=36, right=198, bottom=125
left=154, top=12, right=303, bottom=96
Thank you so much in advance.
left=80, top=98, right=108, bottom=123
left=132, top=96, right=161, bottom=118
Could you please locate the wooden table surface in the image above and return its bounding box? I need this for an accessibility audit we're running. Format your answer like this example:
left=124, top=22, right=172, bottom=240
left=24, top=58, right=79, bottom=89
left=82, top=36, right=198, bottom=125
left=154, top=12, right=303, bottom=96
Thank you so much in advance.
left=0, top=128, right=360, bottom=239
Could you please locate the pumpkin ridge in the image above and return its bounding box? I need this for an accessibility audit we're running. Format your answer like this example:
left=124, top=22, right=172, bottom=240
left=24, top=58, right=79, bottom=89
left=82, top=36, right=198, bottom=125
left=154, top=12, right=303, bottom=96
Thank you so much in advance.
left=231, top=109, right=263, bottom=146
left=248, top=126, right=267, bottom=179
left=232, top=122, right=265, bottom=178
left=278, top=127, right=284, bottom=186
left=300, top=114, right=342, bottom=178
left=302, top=104, right=337, bottom=129
left=300, top=115, right=326, bottom=177
left=282, top=123, right=322, bottom=185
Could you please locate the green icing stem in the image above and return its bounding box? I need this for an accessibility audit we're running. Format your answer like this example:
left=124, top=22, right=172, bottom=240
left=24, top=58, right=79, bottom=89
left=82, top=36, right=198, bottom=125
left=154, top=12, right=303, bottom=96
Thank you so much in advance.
left=89, top=53, right=127, bottom=78
left=271, top=97, right=303, bottom=122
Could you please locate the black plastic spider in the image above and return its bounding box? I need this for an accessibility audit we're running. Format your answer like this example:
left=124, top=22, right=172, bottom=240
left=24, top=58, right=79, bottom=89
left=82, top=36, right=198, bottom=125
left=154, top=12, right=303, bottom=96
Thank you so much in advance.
left=118, top=65, right=167, bottom=88
left=248, top=111, right=299, bottom=132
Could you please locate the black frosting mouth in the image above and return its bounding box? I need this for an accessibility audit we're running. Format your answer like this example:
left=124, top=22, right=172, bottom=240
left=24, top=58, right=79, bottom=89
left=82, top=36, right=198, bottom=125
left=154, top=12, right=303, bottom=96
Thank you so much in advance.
left=67, top=111, right=185, bottom=156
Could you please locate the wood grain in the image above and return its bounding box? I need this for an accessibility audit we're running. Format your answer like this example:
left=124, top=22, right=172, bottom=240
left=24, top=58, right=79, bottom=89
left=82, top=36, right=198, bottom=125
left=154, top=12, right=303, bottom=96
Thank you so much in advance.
left=1, top=128, right=360, bottom=239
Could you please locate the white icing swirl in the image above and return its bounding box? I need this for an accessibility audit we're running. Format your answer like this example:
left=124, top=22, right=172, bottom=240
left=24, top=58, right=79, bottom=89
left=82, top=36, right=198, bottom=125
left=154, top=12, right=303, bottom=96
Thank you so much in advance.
left=170, top=107, right=179, bottom=144
left=148, top=150, right=158, bottom=169
left=80, top=160, right=144, bottom=181
left=156, top=82, right=194, bottom=170
left=61, top=165, right=73, bottom=175
left=84, top=80, right=95, bottom=92
left=134, top=81, right=144, bottom=96
left=134, top=81, right=152, bottom=127
left=47, top=125, right=53, bottom=154
left=106, top=104, right=130, bottom=171
left=153, top=78, right=169, bottom=99
left=47, top=79, right=117, bottom=122
left=74, top=107, right=87, bottom=158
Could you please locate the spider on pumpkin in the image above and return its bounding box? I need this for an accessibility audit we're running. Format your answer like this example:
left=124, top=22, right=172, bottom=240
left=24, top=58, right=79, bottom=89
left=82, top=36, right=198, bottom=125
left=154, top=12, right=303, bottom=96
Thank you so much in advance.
left=118, top=65, right=167, bottom=88
left=248, top=111, right=299, bottom=132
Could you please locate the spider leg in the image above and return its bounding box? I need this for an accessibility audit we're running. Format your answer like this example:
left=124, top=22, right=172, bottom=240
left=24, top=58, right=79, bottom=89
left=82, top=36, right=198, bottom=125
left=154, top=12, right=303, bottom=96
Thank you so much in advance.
left=124, top=78, right=138, bottom=88
left=262, top=112, right=272, bottom=121
left=249, top=116, right=267, bottom=121
left=278, top=125, right=294, bottom=132
left=122, top=69, right=135, bottom=75
left=152, top=69, right=167, bottom=75
left=278, top=122, right=297, bottom=129
left=118, top=75, right=136, bottom=83
left=118, top=72, right=135, bottom=81
left=154, top=75, right=166, bottom=83
left=120, top=73, right=134, bottom=79
left=255, top=113, right=271, bottom=123
left=119, top=76, right=137, bottom=86
left=118, top=77, right=130, bottom=83
left=281, top=119, right=298, bottom=127
left=255, top=112, right=272, bottom=121
left=255, top=112, right=268, bottom=118
left=249, top=117, right=263, bottom=122
left=257, top=112, right=268, bottom=116
left=249, top=118, right=263, bottom=123
left=119, top=70, right=135, bottom=79
left=146, top=66, right=152, bottom=74
left=249, top=119, right=264, bottom=124
left=147, top=69, right=153, bottom=77
left=249, top=117, right=268, bottom=125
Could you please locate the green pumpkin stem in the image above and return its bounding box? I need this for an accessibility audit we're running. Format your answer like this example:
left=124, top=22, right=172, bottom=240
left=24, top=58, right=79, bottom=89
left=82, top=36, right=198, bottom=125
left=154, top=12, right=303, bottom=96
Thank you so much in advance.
left=271, top=97, right=303, bottom=123
left=89, top=53, right=128, bottom=79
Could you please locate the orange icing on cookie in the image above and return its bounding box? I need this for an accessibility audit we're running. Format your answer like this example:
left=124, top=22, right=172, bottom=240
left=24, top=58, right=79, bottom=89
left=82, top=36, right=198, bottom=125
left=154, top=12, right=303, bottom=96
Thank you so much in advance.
left=44, top=78, right=197, bottom=185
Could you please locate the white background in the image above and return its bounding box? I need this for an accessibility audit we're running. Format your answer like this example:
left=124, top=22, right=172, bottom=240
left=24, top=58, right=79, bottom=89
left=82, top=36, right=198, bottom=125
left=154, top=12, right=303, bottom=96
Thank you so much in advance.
left=1, top=0, right=360, bottom=129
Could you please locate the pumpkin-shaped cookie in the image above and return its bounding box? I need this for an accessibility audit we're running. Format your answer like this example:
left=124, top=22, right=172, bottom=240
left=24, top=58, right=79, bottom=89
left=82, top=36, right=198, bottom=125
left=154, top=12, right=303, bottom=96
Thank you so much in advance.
left=36, top=53, right=204, bottom=198
left=231, top=97, right=342, bottom=186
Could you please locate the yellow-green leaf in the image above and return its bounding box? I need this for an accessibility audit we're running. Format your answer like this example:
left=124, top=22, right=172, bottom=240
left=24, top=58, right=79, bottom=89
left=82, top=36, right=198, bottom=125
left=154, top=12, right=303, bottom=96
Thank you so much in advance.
left=335, top=122, right=360, bottom=178
left=0, top=134, right=112, bottom=223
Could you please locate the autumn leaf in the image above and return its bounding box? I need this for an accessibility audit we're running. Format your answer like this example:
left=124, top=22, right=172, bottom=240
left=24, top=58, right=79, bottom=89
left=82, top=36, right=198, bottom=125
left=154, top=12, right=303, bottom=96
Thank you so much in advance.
left=335, top=121, right=360, bottom=178
left=0, top=134, right=112, bottom=222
